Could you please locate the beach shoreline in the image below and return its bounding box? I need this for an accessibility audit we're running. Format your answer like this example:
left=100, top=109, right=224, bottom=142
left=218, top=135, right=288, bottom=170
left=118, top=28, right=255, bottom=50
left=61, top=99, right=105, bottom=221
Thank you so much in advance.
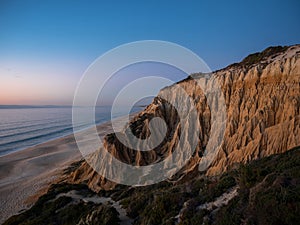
left=0, top=118, right=121, bottom=224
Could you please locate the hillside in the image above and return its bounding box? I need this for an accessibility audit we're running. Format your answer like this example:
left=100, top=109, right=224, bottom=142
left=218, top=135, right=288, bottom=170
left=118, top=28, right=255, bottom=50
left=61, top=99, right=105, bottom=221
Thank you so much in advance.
left=4, top=147, right=300, bottom=225
left=70, top=44, right=300, bottom=191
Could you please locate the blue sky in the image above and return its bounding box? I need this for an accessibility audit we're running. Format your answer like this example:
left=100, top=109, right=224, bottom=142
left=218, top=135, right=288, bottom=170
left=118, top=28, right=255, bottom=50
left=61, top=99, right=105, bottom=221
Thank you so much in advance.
left=0, top=0, right=299, bottom=105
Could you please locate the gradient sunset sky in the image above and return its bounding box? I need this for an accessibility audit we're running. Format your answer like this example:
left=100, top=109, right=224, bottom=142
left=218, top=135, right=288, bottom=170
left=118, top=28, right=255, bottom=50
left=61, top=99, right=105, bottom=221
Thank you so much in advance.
left=1, top=0, right=299, bottom=105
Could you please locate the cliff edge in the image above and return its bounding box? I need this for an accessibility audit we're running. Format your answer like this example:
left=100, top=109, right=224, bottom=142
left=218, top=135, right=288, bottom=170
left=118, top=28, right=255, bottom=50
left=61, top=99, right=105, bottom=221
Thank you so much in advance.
left=70, top=45, right=300, bottom=191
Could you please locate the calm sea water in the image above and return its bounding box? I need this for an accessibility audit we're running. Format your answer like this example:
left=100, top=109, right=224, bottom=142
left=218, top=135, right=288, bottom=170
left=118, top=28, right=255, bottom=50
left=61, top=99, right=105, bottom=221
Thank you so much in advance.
left=0, top=106, right=141, bottom=156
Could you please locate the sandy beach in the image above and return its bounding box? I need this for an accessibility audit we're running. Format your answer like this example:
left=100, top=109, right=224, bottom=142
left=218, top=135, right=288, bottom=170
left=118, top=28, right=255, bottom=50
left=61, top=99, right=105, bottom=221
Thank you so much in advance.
left=0, top=119, right=121, bottom=224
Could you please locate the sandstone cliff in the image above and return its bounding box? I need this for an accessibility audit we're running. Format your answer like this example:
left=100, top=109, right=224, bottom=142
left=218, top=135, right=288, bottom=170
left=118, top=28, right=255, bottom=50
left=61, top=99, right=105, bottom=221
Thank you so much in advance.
left=70, top=45, right=300, bottom=191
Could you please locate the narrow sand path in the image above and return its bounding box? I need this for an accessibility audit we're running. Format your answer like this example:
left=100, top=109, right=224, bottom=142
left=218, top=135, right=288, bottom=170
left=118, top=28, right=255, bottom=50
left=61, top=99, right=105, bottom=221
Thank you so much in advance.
left=57, top=190, right=133, bottom=225
left=197, top=186, right=239, bottom=211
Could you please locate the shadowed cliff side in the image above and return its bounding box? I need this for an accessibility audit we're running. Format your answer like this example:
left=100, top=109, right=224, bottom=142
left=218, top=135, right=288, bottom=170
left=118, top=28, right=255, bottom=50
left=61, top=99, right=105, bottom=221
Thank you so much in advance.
left=69, top=45, right=300, bottom=191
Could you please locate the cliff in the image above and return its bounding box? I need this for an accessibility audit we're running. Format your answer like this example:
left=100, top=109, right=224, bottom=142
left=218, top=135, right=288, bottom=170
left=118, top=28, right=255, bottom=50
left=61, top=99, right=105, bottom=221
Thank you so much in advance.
left=70, top=45, right=300, bottom=191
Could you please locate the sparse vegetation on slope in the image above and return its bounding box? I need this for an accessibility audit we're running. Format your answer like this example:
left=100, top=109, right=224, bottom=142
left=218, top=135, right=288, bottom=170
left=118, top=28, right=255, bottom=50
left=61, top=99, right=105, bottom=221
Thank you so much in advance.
left=110, top=147, right=299, bottom=225
left=3, top=183, right=120, bottom=225
left=240, top=46, right=289, bottom=66
left=5, top=147, right=299, bottom=224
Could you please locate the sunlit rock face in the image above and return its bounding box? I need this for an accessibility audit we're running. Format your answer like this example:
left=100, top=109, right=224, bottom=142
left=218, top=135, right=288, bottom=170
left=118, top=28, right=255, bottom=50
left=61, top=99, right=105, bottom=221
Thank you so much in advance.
left=70, top=45, right=300, bottom=191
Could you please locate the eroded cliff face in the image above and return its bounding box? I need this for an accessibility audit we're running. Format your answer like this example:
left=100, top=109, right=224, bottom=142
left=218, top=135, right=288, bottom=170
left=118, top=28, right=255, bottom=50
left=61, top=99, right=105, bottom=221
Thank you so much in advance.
left=70, top=45, right=300, bottom=191
left=209, top=45, right=300, bottom=175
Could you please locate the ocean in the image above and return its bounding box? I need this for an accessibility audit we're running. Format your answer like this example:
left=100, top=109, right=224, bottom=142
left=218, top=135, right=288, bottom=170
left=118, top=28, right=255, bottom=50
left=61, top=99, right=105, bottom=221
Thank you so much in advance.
left=0, top=106, right=141, bottom=156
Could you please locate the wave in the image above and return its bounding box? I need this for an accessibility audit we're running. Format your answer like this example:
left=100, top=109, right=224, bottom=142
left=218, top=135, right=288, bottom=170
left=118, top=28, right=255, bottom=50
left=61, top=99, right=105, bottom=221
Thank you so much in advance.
left=0, top=106, right=142, bottom=157
left=0, top=123, right=71, bottom=139
left=0, top=126, right=74, bottom=149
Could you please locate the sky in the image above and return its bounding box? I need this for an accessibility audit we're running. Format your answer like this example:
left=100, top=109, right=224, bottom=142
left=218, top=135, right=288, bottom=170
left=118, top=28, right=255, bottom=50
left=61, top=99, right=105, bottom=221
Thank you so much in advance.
left=0, top=0, right=299, bottom=105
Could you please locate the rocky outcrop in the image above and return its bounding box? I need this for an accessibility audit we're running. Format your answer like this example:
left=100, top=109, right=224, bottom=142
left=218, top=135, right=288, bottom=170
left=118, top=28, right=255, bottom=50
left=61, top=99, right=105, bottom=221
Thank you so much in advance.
left=70, top=45, right=300, bottom=191
left=209, top=45, right=300, bottom=174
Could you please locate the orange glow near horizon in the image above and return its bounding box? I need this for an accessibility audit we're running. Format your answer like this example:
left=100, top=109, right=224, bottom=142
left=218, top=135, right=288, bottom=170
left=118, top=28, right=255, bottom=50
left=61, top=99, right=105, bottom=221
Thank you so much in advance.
left=0, top=60, right=80, bottom=105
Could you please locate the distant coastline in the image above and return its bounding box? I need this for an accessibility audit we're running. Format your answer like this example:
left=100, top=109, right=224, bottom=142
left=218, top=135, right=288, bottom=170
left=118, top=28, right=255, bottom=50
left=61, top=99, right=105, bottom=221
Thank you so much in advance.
left=0, top=105, right=72, bottom=109
left=0, top=105, right=129, bottom=109
left=0, top=105, right=148, bottom=110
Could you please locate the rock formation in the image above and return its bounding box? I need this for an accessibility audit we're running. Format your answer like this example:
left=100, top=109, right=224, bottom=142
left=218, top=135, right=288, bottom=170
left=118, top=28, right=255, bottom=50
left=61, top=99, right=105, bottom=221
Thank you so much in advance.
left=70, top=45, right=300, bottom=191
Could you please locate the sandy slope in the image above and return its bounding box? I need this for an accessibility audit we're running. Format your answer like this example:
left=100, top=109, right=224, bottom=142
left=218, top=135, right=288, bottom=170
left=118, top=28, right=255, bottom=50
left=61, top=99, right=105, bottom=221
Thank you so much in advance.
left=0, top=119, right=119, bottom=224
